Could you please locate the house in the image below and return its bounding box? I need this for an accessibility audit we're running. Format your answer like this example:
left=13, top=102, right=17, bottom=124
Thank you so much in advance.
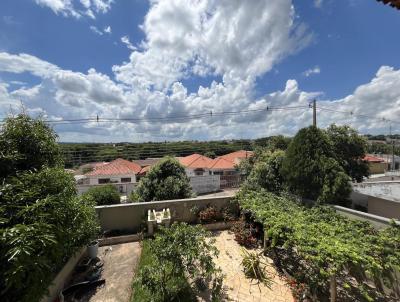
left=76, top=158, right=142, bottom=196
left=363, top=155, right=389, bottom=174
left=84, top=158, right=142, bottom=185
left=209, top=150, right=254, bottom=175
left=352, top=179, right=400, bottom=220
left=178, top=153, right=214, bottom=176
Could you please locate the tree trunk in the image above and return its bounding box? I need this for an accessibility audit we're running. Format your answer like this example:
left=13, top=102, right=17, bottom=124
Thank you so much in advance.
left=330, top=274, right=337, bottom=302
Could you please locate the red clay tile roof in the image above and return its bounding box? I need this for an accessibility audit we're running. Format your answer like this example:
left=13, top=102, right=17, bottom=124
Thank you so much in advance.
left=85, top=158, right=142, bottom=176
left=208, top=157, right=236, bottom=170
left=363, top=155, right=385, bottom=163
left=219, top=150, right=253, bottom=162
left=178, top=154, right=214, bottom=169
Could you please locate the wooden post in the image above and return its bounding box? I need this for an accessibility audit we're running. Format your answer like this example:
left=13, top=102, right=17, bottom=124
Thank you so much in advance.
left=330, top=274, right=337, bottom=302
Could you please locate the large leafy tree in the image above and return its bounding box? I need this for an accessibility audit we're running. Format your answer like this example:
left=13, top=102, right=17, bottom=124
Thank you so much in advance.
left=0, top=114, right=63, bottom=180
left=134, top=157, right=192, bottom=202
left=0, top=114, right=99, bottom=302
left=325, top=124, right=369, bottom=182
left=243, top=150, right=285, bottom=194
left=281, top=126, right=351, bottom=204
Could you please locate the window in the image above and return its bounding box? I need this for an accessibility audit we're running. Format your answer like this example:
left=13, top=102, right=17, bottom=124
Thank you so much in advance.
left=213, top=171, right=223, bottom=175
left=98, top=178, right=110, bottom=184
left=121, top=177, right=132, bottom=183
left=194, top=169, right=204, bottom=176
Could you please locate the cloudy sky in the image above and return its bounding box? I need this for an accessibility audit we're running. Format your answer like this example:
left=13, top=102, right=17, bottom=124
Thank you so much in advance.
left=0, top=0, right=400, bottom=142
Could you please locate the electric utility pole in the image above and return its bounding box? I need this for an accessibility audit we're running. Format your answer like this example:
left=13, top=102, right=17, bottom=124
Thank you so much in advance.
left=312, top=99, right=317, bottom=127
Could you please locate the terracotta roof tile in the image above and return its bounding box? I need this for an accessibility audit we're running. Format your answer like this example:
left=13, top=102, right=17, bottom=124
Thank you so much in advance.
left=363, top=155, right=385, bottom=163
left=208, top=157, right=236, bottom=170
left=178, top=154, right=214, bottom=169
left=219, top=150, right=253, bottom=162
left=85, top=158, right=142, bottom=176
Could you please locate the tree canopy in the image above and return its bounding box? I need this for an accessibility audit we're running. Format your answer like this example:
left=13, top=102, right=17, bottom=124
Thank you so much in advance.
left=281, top=126, right=351, bottom=204
left=0, top=114, right=63, bottom=180
left=133, top=157, right=193, bottom=202
left=0, top=114, right=99, bottom=302
left=326, top=124, right=369, bottom=182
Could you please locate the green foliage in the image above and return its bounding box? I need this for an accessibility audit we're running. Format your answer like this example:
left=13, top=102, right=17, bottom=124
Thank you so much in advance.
left=238, top=189, right=400, bottom=300
left=240, top=248, right=273, bottom=288
left=282, top=126, right=351, bottom=204
left=204, top=151, right=217, bottom=159
left=135, top=157, right=193, bottom=202
left=0, top=114, right=63, bottom=180
left=326, top=124, right=369, bottom=182
left=0, top=168, right=99, bottom=302
left=62, top=139, right=254, bottom=168
left=83, top=184, right=121, bottom=205
left=0, top=115, right=99, bottom=302
left=132, top=223, right=224, bottom=302
left=243, top=150, right=285, bottom=194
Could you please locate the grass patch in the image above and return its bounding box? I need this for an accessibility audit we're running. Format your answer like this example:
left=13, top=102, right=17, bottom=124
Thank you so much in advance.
left=131, top=240, right=196, bottom=302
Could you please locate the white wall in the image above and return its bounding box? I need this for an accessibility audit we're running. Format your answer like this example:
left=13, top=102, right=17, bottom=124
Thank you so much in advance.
left=77, top=182, right=137, bottom=196
left=353, top=181, right=400, bottom=203
left=87, top=173, right=136, bottom=185
left=190, top=175, right=220, bottom=194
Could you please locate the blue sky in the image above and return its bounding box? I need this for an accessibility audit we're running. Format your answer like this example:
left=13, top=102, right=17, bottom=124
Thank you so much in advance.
left=0, top=0, right=400, bottom=142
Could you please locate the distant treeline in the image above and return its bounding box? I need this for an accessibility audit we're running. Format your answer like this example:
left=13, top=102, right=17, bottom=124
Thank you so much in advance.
left=365, top=134, right=400, bottom=140
left=61, top=139, right=266, bottom=168
left=60, top=133, right=400, bottom=168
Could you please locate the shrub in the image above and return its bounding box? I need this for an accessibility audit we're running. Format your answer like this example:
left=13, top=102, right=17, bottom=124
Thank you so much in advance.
left=238, top=189, right=400, bottom=301
left=231, top=220, right=257, bottom=248
left=83, top=184, right=121, bottom=205
left=132, top=223, right=223, bottom=302
left=0, top=115, right=100, bottom=302
left=134, top=157, right=192, bottom=202
left=0, top=168, right=99, bottom=302
left=240, top=248, right=273, bottom=288
left=198, top=205, right=219, bottom=224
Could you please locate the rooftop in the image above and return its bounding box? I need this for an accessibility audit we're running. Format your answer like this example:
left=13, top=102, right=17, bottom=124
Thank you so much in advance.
left=85, top=158, right=142, bottom=176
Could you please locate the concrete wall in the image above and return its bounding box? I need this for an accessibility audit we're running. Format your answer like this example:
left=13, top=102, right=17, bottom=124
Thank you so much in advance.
left=190, top=175, right=220, bottom=194
left=95, top=195, right=233, bottom=232
left=369, top=162, right=388, bottom=174
left=334, top=205, right=400, bottom=229
left=352, top=181, right=400, bottom=202
left=77, top=182, right=137, bottom=196
left=368, top=197, right=400, bottom=220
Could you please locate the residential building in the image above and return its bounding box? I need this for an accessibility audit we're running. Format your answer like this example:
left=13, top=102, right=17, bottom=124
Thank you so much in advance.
left=178, top=153, right=214, bottom=176
left=363, top=154, right=389, bottom=174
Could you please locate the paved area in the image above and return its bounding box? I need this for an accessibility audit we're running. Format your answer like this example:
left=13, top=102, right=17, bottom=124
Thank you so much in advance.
left=88, top=242, right=141, bottom=302
left=212, top=231, right=294, bottom=302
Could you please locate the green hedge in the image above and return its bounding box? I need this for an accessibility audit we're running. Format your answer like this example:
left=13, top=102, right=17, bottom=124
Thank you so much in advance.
left=237, top=190, right=400, bottom=301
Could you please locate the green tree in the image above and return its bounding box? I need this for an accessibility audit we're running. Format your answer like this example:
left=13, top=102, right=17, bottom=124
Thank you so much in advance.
left=0, top=115, right=99, bottom=302
left=243, top=150, right=285, bottom=194
left=267, top=135, right=291, bottom=151
left=0, top=114, right=63, bottom=180
left=281, top=126, right=351, bottom=204
left=83, top=184, right=121, bottom=205
left=133, top=223, right=223, bottom=302
left=204, top=151, right=217, bottom=159
left=134, top=157, right=192, bottom=202
left=325, top=124, right=369, bottom=182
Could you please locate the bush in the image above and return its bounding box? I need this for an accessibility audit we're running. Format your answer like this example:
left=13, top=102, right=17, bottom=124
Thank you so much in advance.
left=231, top=220, right=257, bottom=248
left=243, top=150, right=285, bottom=194
left=0, top=169, right=99, bottom=302
left=238, top=189, right=400, bottom=301
left=132, top=223, right=223, bottom=302
left=198, top=205, right=220, bottom=224
left=83, top=184, right=121, bottom=205
left=134, top=157, right=192, bottom=202
left=0, top=115, right=100, bottom=302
